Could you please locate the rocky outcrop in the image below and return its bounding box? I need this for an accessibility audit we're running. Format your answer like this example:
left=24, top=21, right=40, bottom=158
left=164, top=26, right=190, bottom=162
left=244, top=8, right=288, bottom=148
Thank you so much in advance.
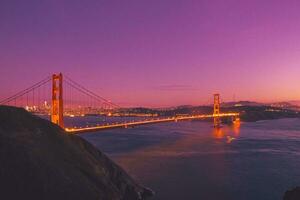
left=283, top=187, right=300, bottom=200
left=0, top=106, right=153, bottom=200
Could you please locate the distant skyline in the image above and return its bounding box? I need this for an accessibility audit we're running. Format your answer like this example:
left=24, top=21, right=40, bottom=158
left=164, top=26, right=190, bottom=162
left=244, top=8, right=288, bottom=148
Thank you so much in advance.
left=1, top=0, right=300, bottom=107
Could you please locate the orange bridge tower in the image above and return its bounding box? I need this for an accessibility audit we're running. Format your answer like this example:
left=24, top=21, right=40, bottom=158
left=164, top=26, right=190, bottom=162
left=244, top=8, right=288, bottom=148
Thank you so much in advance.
left=51, top=73, right=64, bottom=128
left=213, top=93, right=220, bottom=127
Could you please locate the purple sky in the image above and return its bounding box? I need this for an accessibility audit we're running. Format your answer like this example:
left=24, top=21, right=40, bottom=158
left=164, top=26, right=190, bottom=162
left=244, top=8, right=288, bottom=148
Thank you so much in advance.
left=1, top=0, right=300, bottom=107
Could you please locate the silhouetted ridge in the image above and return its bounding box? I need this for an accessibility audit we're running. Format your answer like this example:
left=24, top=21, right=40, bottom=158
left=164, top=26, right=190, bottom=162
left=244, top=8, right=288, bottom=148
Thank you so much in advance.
left=283, top=187, right=300, bottom=200
left=0, top=106, right=153, bottom=200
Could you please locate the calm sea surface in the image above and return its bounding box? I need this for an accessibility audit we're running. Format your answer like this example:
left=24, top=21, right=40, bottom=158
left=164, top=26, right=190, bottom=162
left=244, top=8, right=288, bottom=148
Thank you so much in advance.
left=66, top=117, right=300, bottom=200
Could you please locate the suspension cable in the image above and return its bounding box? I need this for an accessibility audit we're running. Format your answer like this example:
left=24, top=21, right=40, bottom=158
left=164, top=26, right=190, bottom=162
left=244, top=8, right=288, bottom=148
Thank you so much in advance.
left=64, top=76, right=120, bottom=108
left=0, top=76, right=51, bottom=105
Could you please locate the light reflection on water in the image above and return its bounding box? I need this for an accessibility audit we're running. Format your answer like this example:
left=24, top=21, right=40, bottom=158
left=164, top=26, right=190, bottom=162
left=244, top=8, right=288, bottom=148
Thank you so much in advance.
left=78, top=117, right=300, bottom=200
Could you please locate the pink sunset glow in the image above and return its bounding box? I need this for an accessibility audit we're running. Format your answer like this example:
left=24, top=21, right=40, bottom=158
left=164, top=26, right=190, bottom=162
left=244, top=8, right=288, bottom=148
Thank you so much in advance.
left=1, top=0, right=300, bottom=107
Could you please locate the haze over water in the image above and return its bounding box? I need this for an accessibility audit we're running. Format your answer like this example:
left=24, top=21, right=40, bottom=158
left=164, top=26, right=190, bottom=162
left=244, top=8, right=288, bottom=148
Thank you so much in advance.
left=71, top=117, right=300, bottom=200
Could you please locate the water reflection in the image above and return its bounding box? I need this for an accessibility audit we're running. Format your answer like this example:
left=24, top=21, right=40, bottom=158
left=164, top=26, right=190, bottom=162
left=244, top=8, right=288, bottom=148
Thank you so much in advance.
left=212, top=122, right=241, bottom=142
left=81, top=118, right=300, bottom=200
left=233, top=120, right=241, bottom=136
left=226, top=136, right=236, bottom=143
left=213, top=127, right=224, bottom=139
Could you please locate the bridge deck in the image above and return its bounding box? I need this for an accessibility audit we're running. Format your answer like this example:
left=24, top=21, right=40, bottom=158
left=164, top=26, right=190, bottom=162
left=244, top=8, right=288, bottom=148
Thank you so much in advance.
left=65, top=113, right=239, bottom=134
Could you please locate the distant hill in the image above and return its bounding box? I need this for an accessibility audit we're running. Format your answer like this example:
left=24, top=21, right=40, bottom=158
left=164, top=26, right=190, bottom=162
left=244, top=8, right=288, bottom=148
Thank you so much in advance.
left=222, top=101, right=265, bottom=107
left=222, top=105, right=300, bottom=122
left=268, top=102, right=300, bottom=111
left=287, top=100, right=300, bottom=106
left=0, top=106, right=153, bottom=200
left=118, top=103, right=300, bottom=122
left=281, top=101, right=300, bottom=110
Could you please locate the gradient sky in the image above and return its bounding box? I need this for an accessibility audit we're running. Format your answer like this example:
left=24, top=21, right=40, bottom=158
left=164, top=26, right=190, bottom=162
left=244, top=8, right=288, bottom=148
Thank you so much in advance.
left=1, top=0, right=300, bottom=107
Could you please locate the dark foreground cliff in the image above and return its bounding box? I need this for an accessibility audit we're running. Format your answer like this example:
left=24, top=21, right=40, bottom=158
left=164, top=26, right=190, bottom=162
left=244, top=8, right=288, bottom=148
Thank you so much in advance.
left=283, top=187, right=300, bottom=200
left=0, top=106, right=153, bottom=200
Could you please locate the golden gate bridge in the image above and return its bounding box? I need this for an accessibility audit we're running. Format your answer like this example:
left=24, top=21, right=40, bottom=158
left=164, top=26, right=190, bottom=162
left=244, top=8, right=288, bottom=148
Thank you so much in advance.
left=0, top=73, right=240, bottom=133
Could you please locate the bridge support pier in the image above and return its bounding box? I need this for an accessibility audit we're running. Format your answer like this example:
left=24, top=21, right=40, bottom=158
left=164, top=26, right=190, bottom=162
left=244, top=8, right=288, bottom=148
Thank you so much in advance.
left=233, top=116, right=240, bottom=124
left=51, top=73, right=64, bottom=128
left=213, top=94, right=221, bottom=127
